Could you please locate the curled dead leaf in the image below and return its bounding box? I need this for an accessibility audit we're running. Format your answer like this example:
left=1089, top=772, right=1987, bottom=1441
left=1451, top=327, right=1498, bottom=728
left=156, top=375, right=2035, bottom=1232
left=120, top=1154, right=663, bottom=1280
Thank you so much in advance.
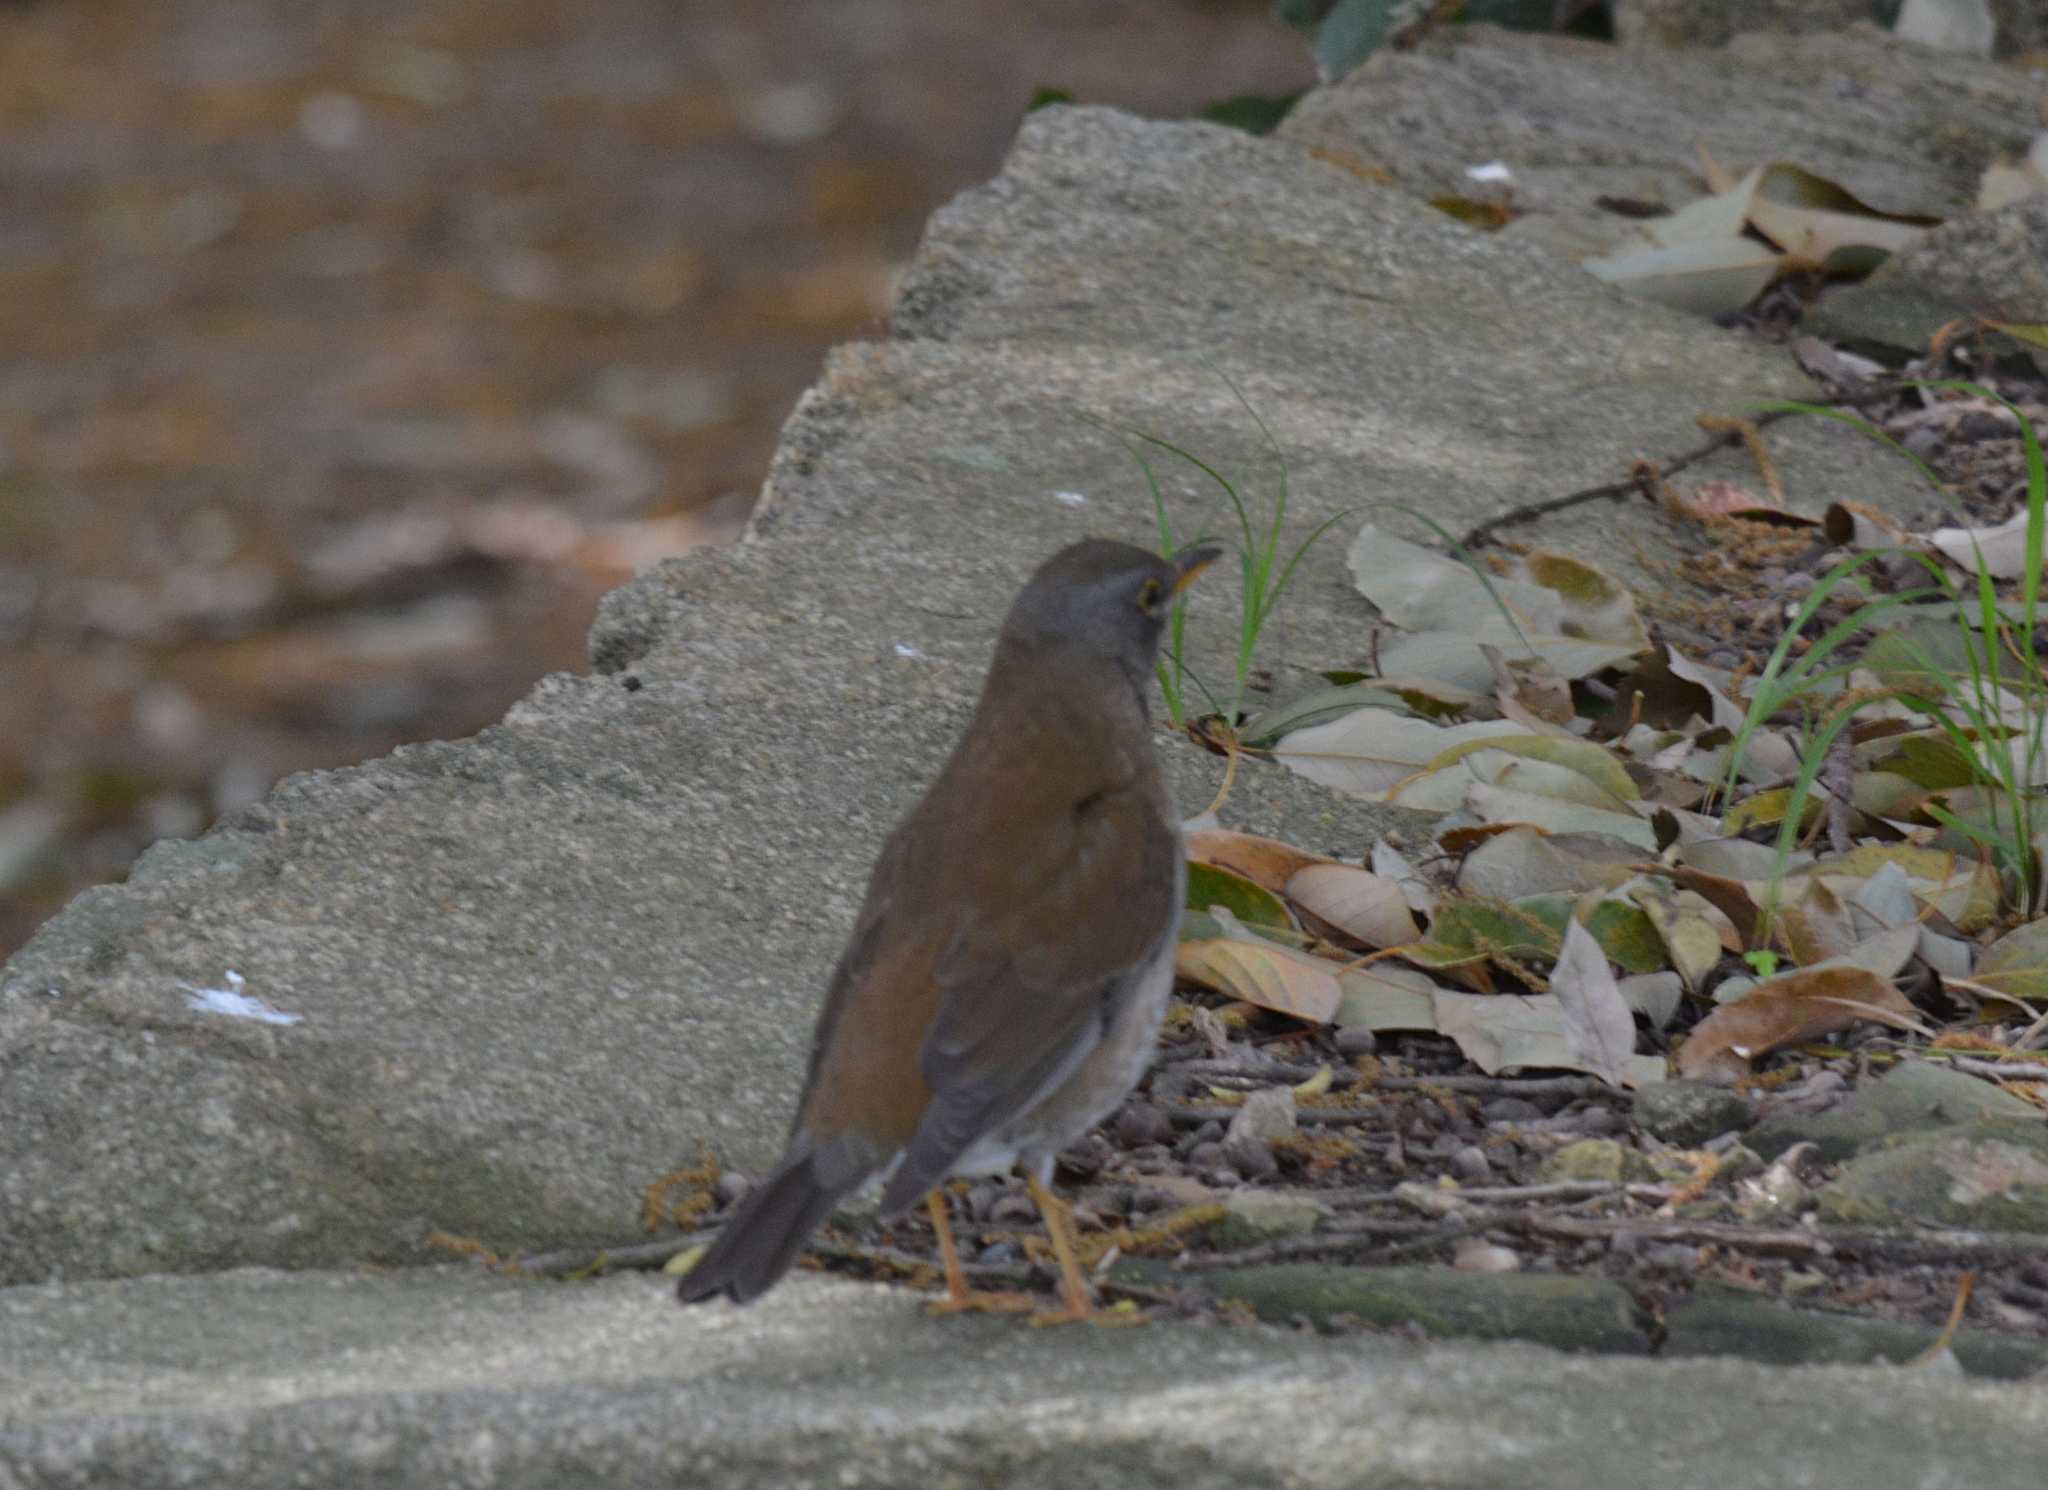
left=1674, top=966, right=1917, bottom=1083
left=1185, top=829, right=1333, bottom=893
left=1175, top=938, right=1342, bottom=1025
left=1285, top=863, right=1421, bottom=948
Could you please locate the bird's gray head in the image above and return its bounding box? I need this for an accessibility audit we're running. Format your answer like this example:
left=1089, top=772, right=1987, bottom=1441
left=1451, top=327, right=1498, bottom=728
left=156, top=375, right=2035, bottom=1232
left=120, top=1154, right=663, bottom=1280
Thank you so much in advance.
left=998, top=539, right=1220, bottom=675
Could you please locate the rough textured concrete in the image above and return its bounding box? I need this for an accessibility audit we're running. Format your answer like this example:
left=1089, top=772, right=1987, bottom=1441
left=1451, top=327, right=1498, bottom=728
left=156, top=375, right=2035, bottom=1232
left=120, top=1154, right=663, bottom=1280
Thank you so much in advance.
left=4, top=1267, right=2046, bottom=1490
left=1611, top=0, right=1877, bottom=50
left=1281, top=24, right=2041, bottom=262
left=0, top=100, right=1934, bottom=1288
left=1612, top=2, right=2046, bottom=58
left=1749, top=1059, right=2043, bottom=1161
left=1807, top=192, right=2048, bottom=374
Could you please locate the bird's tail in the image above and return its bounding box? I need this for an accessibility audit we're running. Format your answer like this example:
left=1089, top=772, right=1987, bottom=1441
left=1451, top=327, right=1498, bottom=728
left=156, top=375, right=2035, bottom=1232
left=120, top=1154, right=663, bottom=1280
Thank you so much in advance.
left=675, top=1137, right=874, bottom=1305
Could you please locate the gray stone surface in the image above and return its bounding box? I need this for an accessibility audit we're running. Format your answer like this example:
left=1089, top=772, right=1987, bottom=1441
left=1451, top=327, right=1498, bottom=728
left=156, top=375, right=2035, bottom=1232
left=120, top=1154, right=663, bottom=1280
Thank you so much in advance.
left=1209, top=1189, right=1326, bottom=1247
left=1807, top=192, right=2048, bottom=373
left=1, top=102, right=1931, bottom=1289
left=1613, top=0, right=2045, bottom=55
left=1611, top=1, right=1881, bottom=50
left=6, top=1266, right=2048, bottom=1490
left=1663, top=1287, right=2048, bottom=1376
left=1634, top=1079, right=1757, bottom=1148
left=1280, top=24, right=2041, bottom=264
left=1818, top=1117, right=2048, bottom=1230
left=1749, top=1059, right=2043, bottom=1161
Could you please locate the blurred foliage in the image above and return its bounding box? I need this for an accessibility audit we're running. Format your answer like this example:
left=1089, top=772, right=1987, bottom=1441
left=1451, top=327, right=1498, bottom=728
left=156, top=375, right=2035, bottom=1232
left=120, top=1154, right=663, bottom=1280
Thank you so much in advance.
left=1276, top=0, right=1611, bottom=83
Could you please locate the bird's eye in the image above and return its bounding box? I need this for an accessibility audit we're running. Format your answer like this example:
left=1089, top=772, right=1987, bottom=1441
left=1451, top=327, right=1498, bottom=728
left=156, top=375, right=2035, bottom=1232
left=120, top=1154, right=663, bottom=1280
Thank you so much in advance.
left=1136, top=577, right=1164, bottom=612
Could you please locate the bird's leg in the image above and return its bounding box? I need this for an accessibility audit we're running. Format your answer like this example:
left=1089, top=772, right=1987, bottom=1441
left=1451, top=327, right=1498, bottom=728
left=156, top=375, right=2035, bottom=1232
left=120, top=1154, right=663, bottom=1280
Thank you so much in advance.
left=922, top=1189, right=1033, bottom=1315
left=1024, top=1171, right=1142, bottom=1327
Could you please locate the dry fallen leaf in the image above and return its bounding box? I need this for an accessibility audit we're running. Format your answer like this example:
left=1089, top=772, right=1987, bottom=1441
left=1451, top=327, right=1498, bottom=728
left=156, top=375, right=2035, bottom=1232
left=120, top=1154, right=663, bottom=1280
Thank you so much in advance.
left=1186, top=829, right=1334, bottom=892
left=1286, top=863, right=1421, bottom=948
left=1675, top=966, right=1918, bottom=1082
left=1550, top=918, right=1643, bottom=1089
left=1175, top=938, right=1342, bottom=1025
left=1432, top=989, right=1666, bottom=1084
left=1973, top=920, right=2048, bottom=1003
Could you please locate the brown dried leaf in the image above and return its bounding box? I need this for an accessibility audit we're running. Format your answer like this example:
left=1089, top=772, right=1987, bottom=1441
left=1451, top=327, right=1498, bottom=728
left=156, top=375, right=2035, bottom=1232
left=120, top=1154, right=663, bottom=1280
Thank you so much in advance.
left=1551, top=918, right=1642, bottom=1089
left=1175, top=938, right=1342, bottom=1025
left=1285, top=863, right=1421, bottom=948
left=1185, top=830, right=1334, bottom=894
left=1667, top=864, right=1762, bottom=950
left=1674, top=967, right=1917, bottom=1082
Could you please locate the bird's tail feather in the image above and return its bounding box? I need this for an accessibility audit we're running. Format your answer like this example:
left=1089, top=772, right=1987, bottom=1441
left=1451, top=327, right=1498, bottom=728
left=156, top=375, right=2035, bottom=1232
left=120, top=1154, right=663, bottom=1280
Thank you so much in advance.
left=676, top=1138, right=873, bottom=1305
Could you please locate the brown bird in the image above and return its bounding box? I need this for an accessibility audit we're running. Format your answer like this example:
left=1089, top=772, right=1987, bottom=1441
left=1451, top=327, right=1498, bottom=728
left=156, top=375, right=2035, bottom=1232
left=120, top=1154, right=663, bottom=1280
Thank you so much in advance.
left=677, top=538, right=1217, bottom=1322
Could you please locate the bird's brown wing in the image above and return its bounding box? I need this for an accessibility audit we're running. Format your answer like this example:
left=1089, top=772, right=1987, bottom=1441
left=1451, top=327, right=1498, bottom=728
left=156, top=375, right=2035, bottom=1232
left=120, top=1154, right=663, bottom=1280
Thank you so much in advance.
left=876, top=776, right=1177, bottom=1213
left=789, top=826, right=907, bottom=1142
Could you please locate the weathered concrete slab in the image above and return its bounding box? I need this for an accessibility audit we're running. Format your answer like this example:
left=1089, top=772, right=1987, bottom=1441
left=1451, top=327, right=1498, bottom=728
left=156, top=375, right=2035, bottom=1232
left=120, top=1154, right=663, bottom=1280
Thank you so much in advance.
left=4, top=1267, right=2045, bottom=1490
left=1280, top=24, right=2042, bottom=260
left=0, top=101, right=1934, bottom=1288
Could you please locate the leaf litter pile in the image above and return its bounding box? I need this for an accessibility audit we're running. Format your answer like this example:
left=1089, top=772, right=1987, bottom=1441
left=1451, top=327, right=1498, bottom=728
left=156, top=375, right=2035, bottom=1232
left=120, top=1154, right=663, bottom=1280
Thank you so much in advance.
left=573, top=372, right=2048, bottom=1363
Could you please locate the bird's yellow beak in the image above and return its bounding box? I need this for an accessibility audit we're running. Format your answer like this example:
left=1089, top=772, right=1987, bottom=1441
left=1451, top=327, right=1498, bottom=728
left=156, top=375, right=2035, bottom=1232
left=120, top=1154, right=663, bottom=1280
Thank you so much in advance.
left=1171, top=544, right=1223, bottom=595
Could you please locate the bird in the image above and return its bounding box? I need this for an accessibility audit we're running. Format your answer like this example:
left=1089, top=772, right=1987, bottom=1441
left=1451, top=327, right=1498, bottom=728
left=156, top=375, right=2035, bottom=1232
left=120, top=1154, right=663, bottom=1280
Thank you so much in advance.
left=677, top=537, right=1218, bottom=1323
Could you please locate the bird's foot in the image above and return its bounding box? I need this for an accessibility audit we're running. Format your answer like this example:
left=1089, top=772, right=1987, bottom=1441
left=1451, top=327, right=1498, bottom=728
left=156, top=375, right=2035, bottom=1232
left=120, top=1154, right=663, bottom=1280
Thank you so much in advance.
left=1026, top=1297, right=1148, bottom=1328
left=925, top=1287, right=1038, bottom=1316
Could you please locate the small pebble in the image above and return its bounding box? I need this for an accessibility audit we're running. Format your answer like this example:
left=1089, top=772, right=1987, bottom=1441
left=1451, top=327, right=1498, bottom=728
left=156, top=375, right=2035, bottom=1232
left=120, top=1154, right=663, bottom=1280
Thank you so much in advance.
left=1222, top=1136, right=1278, bottom=1182
left=714, top=1173, right=753, bottom=1206
left=1452, top=1237, right=1520, bottom=1273
left=1333, top=1027, right=1378, bottom=1057
left=1449, top=1144, right=1491, bottom=1181
left=1116, top=1101, right=1173, bottom=1147
left=979, top=1240, right=1019, bottom=1265
left=1482, top=1097, right=1544, bottom=1124
left=1187, top=1141, right=1226, bottom=1170
left=1226, top=1088, right=1297, bottom=1145
left=1957, top=412, right=2011, bottom=441
left=1901, top=427, right=1941, bottom=460
left=989, top=1192, right=1036, bottom=1225
left=1643, top=1243, right=1700, bottom=1273
left=1058, top=1135, right=1108, bottom=1178
left=1566, top=1106, right=1624, bottom=1136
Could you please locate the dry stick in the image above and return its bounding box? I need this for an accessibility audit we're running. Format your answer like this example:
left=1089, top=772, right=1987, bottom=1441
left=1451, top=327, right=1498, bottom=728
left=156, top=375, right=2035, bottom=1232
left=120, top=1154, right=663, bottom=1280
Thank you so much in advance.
left=1373, top=1073, right=1610, bottom=1099
left=1926, top=1055, right=2048, bottom=1081
left=1159, top=1102, right=1400, bottom=1130
left=1175, top=1218, right=1493, bottom=1271
left=1314, top=1179, right=1678, bottom=1208
left=809, top=1237, right=1035, bottom=1287
left=515, top=1236, right=708, bottom=1277
left=1455, top=381, right=1914, bottom=553
left=1510, top=1213, right=2048, bottom=1267
left=1169, top=1058, right=1360, bottom=1087
left=1822, top=724, right=1857, bottom=856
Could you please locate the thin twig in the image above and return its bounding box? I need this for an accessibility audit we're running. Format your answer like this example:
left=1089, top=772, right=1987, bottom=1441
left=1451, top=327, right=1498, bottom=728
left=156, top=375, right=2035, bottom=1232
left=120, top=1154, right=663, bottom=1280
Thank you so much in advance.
left=1457, top=382, right=1915, bottom=552
left=1170, top=1058, right=1359, bottom=1087
left=1158, top=1102, right=1399, bottom=1129
left=514, top=1236, right=707, bottom=1277
left=1315, top=1179, right=1677, bottom=1208
left=1369, top=1073, right=1610, bottom=1099
left=1174, top=1219, right=1483, bottom=1271
left=1509, top=1213, right=2048, bottom=1266
left=808, top=1237, right=1036, bottom=1286
left=1925, top=1055, right=2048, bottom=1081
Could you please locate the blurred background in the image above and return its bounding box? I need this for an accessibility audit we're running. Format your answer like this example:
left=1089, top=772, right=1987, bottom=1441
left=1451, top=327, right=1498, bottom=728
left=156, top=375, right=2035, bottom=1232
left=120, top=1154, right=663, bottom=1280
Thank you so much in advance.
left=0, top=0, right=1312, bottom=958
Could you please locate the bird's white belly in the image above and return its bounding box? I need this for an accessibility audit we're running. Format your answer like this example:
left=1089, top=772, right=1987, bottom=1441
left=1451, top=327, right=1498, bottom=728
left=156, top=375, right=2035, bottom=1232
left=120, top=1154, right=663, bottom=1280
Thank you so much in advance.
left=947, top=925, right=1178, bottom=1179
